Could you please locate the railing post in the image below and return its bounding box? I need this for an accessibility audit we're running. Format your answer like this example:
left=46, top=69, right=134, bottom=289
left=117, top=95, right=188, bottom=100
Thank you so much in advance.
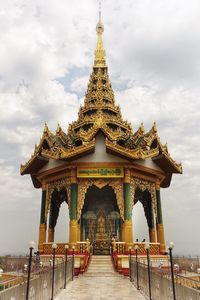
left=86, top=239, right=90, bottom=254
left=26, top=241, right=35, bottom=300
left=129, top=246, right=132, bottom=281
left=72, top=246, right=75, bottom=281
left=51, top=243, right=57, bottom=300
left=134, top=245, right=139, bottom=290
left=145, top=243, right=152, bottom=300
left=64, top=245, right=69, bottom=289
left=168, top=242, right=176, bottom=300
left=112, top=239, right=117, bottom=255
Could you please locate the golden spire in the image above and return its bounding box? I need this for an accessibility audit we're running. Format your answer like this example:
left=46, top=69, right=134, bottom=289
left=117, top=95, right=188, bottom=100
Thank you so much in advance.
left=94, top=1, right=106, bottom=67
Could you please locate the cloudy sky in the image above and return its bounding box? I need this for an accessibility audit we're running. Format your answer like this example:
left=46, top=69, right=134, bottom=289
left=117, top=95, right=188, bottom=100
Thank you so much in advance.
left=0, top=0, right=200, bottom=255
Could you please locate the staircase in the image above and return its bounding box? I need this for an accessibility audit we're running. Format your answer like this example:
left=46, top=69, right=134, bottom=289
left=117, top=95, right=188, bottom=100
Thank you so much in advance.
left=85, top=255, right=120, bottom=277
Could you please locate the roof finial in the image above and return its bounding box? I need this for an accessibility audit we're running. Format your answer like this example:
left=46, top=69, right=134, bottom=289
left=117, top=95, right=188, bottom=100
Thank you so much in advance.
left=44, top=122, right=48, bottom=133
left=94, top=1, right=106, bottom=67
left=99, top=1, right=101, bottom=20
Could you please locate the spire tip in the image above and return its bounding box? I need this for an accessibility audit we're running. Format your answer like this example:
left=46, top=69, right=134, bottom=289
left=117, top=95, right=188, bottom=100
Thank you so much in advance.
left=94, top=1, right=106, bottom=67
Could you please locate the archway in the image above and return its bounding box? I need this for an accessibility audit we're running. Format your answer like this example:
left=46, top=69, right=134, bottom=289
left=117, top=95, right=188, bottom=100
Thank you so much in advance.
left=133, top=187, right=155, bottom=243
left=133, top=202, right=149, bottom=242
left=48, top=188, right=69, bottom=242
left=81, top=185, right=121, bottom=254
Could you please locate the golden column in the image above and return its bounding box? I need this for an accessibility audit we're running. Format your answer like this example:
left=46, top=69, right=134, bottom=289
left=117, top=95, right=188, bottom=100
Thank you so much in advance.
left=156, top=181, right=166, bottom=253
left=122, top=168, right=133, bottom=248
left=69, top=168, right=79, bottom=246
left=38, top=182, right=47, bottom=252
left=149, top=224, right=156, bottom=243
left=47, top=228, right=54, bottom=243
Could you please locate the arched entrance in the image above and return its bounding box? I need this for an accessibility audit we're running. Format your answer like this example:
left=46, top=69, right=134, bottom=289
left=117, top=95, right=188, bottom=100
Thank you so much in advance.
left=81, top=185, right=121, bottom=254
left=133, top=187, right=156, bottom=243
left=48, top=188, right=69, bottom=242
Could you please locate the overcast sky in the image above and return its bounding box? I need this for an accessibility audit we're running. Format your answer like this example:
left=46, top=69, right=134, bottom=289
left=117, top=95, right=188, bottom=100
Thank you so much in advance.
left=0, top=0, right=200, bottom=256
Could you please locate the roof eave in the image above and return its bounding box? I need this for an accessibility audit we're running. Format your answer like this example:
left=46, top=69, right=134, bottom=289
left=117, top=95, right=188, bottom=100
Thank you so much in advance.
left=152, top=154, right=182, bottom=174
left=20, top=155, right=49, bottom=175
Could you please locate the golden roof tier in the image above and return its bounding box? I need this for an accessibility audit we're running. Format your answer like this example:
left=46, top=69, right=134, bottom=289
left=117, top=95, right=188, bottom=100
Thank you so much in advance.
left=20, top=15, right=182, bottom=188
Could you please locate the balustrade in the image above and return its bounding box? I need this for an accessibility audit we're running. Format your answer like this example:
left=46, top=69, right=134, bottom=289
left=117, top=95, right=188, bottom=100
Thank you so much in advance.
left=112, top=241, right=160, bottom=255
left=130, top=258, right=200, bottom=300
left=0, top=259, right=73, bottom=300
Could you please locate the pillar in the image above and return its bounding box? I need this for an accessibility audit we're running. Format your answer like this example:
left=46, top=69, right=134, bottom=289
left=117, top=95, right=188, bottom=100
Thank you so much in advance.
left=38, top=183, right=47, bottom=252
left=123, top=168, right=133, bottom=247
left=69, top=168, right=78, bottom=245
left=77, top=223, right=81, bottom=241
left=47, top=205, right=55, bottom=242
left=48, top=227, right=54, bottom=242
left=156, top=181, right=166, bottom=253
left=149, top=200, right=156, bottom=243
left=149, top=227, right=156, bottom=243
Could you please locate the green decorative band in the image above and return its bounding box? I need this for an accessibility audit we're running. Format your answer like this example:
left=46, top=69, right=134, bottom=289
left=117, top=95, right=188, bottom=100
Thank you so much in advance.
left=156, top=190, right=163, bottom=224
left=124, top=183, right=132, bottom=220
left=70, top=183, right=78, bottom=220
left=77, top=167, right=124, bottom=178
left=40, top=190, right=46, bottom=224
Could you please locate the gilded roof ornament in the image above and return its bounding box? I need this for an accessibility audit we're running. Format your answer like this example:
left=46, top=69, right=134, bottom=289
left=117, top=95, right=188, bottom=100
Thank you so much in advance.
left=140, top=122, right=145, bottom=134
left=94, top=3, right=106, bottom=67
left=43, top=122, right=49, bottom=134
left=153, top=121, right=157, bottom=132
left=56, top=122, right=61, bottom=134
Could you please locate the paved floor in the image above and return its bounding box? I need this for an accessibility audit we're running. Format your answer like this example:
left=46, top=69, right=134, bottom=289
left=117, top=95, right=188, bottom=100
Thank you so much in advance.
left=55, top=275, right=146, bottom=300
left=55, top=256, right=146, bottom=300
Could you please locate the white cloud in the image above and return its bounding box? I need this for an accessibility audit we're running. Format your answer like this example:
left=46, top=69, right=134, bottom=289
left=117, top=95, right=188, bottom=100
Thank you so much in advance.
left=70, top=76, right=89, bottom=93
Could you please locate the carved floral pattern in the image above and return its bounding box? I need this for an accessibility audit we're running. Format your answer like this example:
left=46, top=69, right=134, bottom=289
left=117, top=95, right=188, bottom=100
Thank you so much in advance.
left=130, top=177, right=157, bottom=215
left=45, top=177, right=71, bottom=219
left=77, top=178, right=124, bottom=221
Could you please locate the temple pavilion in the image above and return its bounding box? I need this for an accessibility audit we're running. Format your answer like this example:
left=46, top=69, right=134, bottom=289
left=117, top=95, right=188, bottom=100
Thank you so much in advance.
left=20, top=13, right=182, bottom=256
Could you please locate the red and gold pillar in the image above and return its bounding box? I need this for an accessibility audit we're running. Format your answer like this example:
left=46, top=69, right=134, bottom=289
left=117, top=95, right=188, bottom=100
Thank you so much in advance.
left=38, top=183, right=47, bottom=252
left=156, top=181, right=166, bottom=253
left=123, top=168, right=133, bottom=249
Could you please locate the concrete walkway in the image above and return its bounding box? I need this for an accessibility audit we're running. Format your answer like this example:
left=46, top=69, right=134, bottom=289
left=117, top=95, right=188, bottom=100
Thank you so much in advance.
left=55, top=256, right=146, bottom=300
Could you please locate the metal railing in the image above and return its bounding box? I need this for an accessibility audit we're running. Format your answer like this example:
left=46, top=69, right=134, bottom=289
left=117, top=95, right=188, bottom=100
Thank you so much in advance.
left=130, top=258, right=200, bottom=300
left=0, top=258, right=73, bottom=300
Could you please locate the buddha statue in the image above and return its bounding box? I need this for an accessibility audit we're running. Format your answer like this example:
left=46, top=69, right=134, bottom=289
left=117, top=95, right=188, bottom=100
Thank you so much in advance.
left=95, top=213, right=107, bottom=240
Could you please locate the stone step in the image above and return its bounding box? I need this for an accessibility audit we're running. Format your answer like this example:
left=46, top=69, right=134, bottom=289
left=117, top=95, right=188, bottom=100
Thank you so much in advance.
left=87, top=271, right=116, bottom=275
left=90, top=258, right=111, bottom=260
left=90, top=259, right=111, bottom=260
left=90, top=259, right=112, bottom=262
left=90, top=261, right=112, bottom=266
left=88, top=265, right=113, bottom=268
left=84, top=274, right=117, bottom=276
left=85, top=270, right=118, bottom=274
left=88, top=267, right=114, bottom=272
left=88, top=267, right=114, bottom=270
left=91, top=256, right=111, bottom=258
left=89, top=266, right=113, bottom=268
left=90, top=260, right=112, bottom=262
left=85, top=255, right=117, bottom=278
left=89, top=262, right=113, bottom=265
left=89, top=267, right=113, bottom=270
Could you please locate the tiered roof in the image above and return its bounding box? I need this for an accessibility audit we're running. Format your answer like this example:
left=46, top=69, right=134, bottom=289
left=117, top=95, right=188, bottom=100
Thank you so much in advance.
left=21, top=15, right=182, bottom=186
